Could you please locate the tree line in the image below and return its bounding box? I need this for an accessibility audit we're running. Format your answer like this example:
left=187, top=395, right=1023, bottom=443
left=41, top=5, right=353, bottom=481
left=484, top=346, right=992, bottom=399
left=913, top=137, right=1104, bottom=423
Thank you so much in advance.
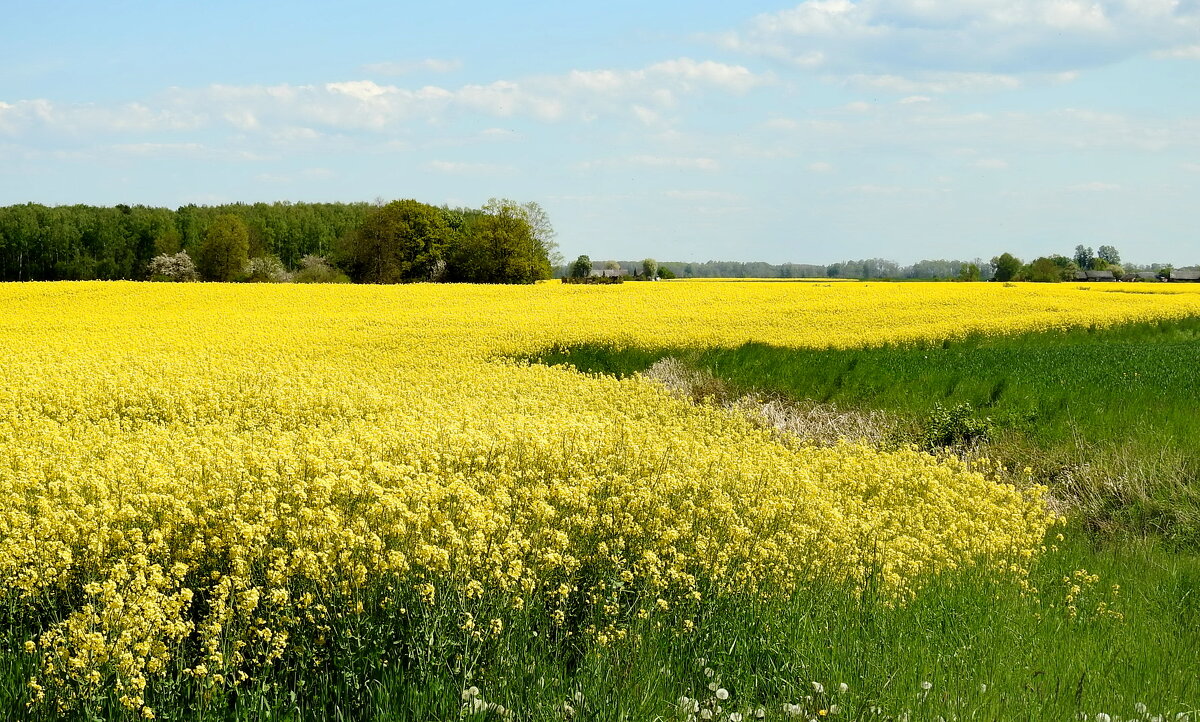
left=558, top=258, right=993, bottom=280
left=562, top=248, right=1189, bottom=282
left=0, top=199, right=557, bottom=284
left=988, top=245, right=1182, bottom=282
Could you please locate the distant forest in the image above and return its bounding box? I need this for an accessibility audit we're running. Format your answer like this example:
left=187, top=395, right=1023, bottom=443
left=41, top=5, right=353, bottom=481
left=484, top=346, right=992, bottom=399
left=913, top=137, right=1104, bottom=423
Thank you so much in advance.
left=0, top=201, right=1190, bottom=283
left=0, top=200, right=556, bottom=284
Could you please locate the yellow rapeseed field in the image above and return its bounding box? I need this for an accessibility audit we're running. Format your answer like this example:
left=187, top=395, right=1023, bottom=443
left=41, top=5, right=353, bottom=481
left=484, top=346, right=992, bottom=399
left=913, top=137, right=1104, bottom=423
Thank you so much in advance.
left=3, top=280, right=1199, bottom=714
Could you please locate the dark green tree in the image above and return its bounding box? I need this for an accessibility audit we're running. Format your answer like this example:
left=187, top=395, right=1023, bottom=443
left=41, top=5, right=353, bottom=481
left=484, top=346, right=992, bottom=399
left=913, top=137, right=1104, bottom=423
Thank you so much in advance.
left=1098, top=245, right=1121, bottom=265
left=569, top=255, right=592, bottom=278
left=1074, top=245, right=1094, bottom=269
left=991, top=252, right=1022, bottom=282
left=957, top=263, right=981, bottom=282
left=1028, top=257, right=1062, bottom=282
left=642, top=258, right=658, bottom=279
left=447, top=202, right=550, bottom=284
left=196, top=214, right=250, bottom=281
left=337, top=200, right=451, bottom=283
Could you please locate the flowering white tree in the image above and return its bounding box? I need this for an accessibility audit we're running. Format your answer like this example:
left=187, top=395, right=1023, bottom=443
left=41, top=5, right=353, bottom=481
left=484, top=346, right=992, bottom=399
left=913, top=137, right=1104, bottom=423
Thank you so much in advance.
left=147, top=251, right=199, bottom=281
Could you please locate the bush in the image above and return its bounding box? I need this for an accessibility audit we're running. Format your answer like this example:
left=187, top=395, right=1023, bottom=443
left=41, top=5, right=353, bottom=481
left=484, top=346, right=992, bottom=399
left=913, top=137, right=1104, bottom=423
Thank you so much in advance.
left=147, top=251, right=199, bottom=282
left=243, top=254, right=291, bottom=283
left=292, top=255, right=351, bottom=284
left=921, top=403, right=993, bottom=449
left=561, top=275, right=623, bottom=285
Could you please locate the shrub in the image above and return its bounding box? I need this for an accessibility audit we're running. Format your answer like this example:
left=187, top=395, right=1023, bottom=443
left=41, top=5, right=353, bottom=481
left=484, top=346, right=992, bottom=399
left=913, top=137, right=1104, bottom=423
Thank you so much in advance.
left=921, top=403, right=993, bottom=449
left=146, top=251, right=199, bottom=282
left=292, top=255, right=351, bottom=284
left=243, top=254, right=291, bottom=283
left=561, top=275, right=623, bottom=285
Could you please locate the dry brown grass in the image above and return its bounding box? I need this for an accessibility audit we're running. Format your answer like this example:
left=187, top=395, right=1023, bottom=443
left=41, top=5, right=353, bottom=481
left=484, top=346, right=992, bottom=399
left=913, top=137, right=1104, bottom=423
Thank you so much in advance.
left=642, top=357, right=898, bottom=447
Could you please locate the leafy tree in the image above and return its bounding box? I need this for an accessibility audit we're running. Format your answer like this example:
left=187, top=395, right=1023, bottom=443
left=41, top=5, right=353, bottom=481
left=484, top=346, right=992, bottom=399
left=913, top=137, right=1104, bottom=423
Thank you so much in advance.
left=991, top=252, right=1022, bottom=282
left=517, top=201, right=559, bottom=267
left=447, top=203, right=550, bottom=284
left=338, top=200, right=450, bottom=283
left=569, top=255, right=592, bottom=279
left=657, top=265, right=677, bottom=279
left=1074, top=245, right=1094, bottom=270
left=957, top=263, right=981, bottom=282
left=1028, top=257, right=1063, bottom=282
left=1089, top=257, right=1110, bottom=271
left=1098, top=245, right=1121, bottom=265
left=642, top=258, right=658, bottom=279
left=196, top=214, right=250, bottom=281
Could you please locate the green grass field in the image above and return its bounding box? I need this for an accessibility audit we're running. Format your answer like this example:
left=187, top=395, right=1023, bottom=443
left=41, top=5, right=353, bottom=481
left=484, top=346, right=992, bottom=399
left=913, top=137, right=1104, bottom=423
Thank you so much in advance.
left=531, top=316, right=1200, bottom=549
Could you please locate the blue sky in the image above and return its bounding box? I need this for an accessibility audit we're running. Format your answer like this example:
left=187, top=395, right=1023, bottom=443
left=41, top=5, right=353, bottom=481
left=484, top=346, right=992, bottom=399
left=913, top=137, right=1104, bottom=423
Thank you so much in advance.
left=3, top=1, right=1199, bottom=265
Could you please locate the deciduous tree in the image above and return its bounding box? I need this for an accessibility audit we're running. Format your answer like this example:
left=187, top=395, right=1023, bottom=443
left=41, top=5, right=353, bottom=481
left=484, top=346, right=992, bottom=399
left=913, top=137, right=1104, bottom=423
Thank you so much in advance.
left=196, top=214, right=250, bottom=281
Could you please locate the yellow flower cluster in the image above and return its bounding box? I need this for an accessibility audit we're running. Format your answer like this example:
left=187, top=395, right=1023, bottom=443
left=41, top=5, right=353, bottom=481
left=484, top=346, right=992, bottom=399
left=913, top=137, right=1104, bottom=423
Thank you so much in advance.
left=3, top=280, right=1197, bottom=712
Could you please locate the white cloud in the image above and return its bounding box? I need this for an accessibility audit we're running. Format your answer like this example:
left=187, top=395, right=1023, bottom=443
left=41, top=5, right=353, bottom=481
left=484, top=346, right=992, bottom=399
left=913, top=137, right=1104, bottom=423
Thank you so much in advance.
left=846, top=72, right=1022, bottom=94
left=645, top=58, right=771, bottom=93
left=426, top=159, right=514, bottom=175
left=843, top=101, right=873, bottom=112
left=899, top=95, right=932, bottom=104
left=362, top=59, right=464, bottom=75
left=0, top=98, right=204, bottom=135
left=807, top=161, right=834, bottom=172
left=720, top=0, right=1200, bottom=75
left=1067, top=181, right=1121, bottom=191
left=1154, top=44, right=1200, bottom=59
left=631, top=105, right=663, bottom=126
left=0, top=58, right=773, bottom=140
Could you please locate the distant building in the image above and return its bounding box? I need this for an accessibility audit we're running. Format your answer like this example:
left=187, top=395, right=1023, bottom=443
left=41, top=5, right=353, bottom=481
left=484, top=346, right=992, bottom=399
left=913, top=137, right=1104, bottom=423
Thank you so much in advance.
left=1171, top=269, right=1200, bottom=282
left=591, top=269, right=624, bottom=278
left=1077, top=270, right=1115, bottom=281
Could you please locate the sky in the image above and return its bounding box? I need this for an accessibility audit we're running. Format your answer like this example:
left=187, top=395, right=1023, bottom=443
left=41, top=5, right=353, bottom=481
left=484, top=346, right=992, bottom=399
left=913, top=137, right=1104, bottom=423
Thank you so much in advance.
left=2, top=0, right=1199, bottom=266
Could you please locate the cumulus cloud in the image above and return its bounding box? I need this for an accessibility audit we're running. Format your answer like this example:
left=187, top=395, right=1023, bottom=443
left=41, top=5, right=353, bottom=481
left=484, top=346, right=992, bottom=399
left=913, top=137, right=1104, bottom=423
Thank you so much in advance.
left=0, top=58, right=773, bottom=139
left=719, top=0, right=1200, bottom=76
